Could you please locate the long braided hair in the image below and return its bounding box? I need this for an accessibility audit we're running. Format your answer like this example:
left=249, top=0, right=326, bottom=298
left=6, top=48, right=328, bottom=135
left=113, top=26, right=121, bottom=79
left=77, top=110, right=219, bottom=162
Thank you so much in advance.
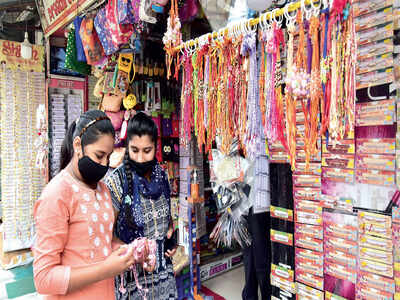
left=123, top=112, right=158, bottom=230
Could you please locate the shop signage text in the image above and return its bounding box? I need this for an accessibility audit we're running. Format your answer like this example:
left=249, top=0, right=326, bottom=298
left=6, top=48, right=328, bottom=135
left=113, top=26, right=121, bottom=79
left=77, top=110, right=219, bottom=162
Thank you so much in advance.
left=0, top=40, right=44, bottom=72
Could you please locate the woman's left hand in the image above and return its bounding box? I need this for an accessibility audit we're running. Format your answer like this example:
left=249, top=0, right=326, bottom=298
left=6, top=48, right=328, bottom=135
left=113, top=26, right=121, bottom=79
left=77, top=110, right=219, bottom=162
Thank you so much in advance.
left=165, top=248, right=177, bottom=258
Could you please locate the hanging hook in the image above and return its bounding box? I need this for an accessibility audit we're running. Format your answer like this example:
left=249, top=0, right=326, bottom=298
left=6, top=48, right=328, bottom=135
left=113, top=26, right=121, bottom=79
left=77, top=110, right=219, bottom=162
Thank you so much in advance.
left=284, top=4, right=297, bottom=27
left=310, top=0, right=321, bottom=15
left=273, top=9, right=283, bottom=28
left=301, top=0, right=313, bottom=20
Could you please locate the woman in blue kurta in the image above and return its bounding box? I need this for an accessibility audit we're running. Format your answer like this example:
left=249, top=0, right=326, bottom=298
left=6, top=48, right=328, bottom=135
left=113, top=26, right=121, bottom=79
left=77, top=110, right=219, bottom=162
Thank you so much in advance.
left=106, top=112, right=177, bottom=300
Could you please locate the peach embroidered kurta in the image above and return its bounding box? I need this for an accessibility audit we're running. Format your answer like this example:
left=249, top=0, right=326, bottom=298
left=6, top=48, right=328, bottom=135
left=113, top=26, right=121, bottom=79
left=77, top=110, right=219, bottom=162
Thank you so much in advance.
left=33, top=170, right=115, bottom=300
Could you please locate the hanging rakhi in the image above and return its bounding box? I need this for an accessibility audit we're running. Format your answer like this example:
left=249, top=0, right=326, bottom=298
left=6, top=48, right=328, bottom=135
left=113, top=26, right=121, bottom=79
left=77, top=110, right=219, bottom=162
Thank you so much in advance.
left=273, top=16, right=287, bottom=152
left=302, top=2, right=322, bottom=170
left=241, top=25, right=260, bottom=160
left=181, top=49, right=194, bottom=146
left=206, top=45, right=218, bottom=154
left=265, top=22, right=278, bottom=143
left=163, top=0, right=182, bottom=80
left=284, top=9, right=304, bottom=170
left=259, top=21, right=267, bottom=131
left=194, top=37, right=209, bottom=152
left=230, top=31, right=242, bottom=140
left=343, top=3, right=356, bottom=136
left=319, top=3, right=331, bottom=139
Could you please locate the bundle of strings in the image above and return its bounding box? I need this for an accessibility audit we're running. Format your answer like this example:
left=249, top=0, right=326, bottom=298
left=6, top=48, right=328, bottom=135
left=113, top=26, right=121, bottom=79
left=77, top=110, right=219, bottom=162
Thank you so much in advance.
left=119, top=238, right=157, bottom=299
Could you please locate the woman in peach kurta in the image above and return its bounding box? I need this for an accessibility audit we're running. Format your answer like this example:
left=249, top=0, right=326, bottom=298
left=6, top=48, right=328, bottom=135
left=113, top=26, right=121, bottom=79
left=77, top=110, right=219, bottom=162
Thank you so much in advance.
left=33, top=110, right=134, bottom=300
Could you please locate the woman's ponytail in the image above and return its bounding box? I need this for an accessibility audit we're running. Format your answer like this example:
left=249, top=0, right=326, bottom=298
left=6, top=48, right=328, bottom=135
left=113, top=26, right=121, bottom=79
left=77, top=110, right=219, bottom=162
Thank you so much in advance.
left=60, top=120, right=77, bottom=170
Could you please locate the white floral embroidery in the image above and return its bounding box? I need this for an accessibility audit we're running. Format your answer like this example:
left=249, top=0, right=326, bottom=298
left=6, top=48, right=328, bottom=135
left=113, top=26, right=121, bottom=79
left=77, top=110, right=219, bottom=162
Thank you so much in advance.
left=92, top=213, right=98, bottom=222
left=105, top=202, right=110, bottom=209
left=94, top=237, right=101, bottom=247
left=100, top=223, right=105, bottom=233
left=83, top=193, right=90, bottom=202
left=104, top=192, right=109, bottom=200
left=80, top=204, right=87, bottom=214
left=103, top=247, right=109, bottom=256
left=94, top=202, right=100, bottom=211
left=72, top=184, right=79, bottom=193
left=103, top=212, right=109, bottom=221
left=109, top=223, right=113, bottom=231
left=88, top=226, right=93, bottom=236
left=90, top=251, right=94, bottom=259
left=105, top=235, right=110, bottom=244
left=96, top=193, right=103, bottom=201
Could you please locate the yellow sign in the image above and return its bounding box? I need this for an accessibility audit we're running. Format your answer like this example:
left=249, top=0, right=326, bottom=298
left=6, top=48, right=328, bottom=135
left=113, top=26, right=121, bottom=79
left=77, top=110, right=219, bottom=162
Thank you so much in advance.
left=0, top=40, right=44, bottom=72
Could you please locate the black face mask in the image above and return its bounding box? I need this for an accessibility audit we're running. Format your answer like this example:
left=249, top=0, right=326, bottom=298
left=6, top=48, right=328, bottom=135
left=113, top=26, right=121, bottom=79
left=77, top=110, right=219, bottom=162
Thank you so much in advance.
left=128, top=158, right=157, bottom=177
left=78, top=155, right=109, bottom=185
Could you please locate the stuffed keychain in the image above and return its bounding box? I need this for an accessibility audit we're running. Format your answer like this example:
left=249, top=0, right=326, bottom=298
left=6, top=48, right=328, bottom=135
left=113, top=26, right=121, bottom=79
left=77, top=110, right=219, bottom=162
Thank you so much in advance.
left=115, top=53, right=134, bottom=97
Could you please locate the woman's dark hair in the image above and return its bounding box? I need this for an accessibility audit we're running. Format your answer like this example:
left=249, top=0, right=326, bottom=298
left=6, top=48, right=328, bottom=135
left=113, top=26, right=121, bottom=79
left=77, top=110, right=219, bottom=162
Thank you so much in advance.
left=60, top=110, right=115, bottom=170
left=123, top=112, right=158, bottom=229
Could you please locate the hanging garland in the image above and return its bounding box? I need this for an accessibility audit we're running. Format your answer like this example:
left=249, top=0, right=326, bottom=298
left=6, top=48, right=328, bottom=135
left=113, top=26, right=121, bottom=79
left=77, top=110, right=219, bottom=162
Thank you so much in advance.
left=176, top=0, right=355, bottom=168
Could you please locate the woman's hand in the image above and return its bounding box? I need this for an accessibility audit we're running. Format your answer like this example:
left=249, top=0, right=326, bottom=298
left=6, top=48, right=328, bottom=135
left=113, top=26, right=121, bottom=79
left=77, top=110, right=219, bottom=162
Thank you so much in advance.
left=101, top=246, right=135, bottom=278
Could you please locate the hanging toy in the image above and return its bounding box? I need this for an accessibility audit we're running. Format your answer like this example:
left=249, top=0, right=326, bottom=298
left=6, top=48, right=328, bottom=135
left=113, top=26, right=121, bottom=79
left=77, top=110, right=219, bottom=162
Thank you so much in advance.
left=123, top=93, right=137, bottom=110
left=114, top=53, right=134, bottom=97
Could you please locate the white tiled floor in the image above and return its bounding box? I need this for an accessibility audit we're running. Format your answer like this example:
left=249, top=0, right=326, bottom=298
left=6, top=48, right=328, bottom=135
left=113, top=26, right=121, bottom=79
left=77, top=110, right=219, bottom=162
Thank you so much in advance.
left=202, top=266, right=245, bottom=300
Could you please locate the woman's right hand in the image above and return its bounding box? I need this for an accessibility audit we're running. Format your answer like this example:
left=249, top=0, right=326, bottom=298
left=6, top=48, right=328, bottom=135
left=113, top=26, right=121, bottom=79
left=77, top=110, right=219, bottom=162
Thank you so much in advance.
left=101, top=246, right=135, bottom=278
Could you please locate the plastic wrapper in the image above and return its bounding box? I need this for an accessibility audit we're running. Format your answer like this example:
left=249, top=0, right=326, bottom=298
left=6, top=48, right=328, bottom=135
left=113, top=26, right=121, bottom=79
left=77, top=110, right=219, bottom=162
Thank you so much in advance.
left=210, top=206, right=252, bottom=248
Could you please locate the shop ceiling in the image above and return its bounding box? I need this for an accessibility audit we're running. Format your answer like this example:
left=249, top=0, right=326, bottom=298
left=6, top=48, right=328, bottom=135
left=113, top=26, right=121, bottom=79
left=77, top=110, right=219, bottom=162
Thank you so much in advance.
left=0, top=0, right=39, bottom=42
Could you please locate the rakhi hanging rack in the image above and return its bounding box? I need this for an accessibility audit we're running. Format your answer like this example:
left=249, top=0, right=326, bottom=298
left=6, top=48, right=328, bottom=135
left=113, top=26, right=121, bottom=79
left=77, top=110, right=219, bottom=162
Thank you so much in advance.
left=173, top=0, right=329, bottom=52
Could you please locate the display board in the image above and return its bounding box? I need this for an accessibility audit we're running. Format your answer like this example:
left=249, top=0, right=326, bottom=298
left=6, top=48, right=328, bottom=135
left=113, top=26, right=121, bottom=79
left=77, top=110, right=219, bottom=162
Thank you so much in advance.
left=0, top=66, right=46, bottom=252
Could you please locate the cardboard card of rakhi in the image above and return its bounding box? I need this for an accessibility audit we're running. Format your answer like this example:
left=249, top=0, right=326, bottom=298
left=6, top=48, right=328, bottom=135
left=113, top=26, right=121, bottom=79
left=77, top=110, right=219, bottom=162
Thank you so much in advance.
left=295, top=223, right=323, bottom=240
left=356, top=284, right=393, bottom=300
left=269, top=151, right=289, bottom=163
left=357, top=153, right=395, bottom=171
left=353, top=0, right=393, bottom=17
left=358, top=38, right=393, bottom=61
left=324, top=262, right=357, bottom=284
left=293, top=175, right=321, bottom=188
left=322, top=139, right=355, bottom=155
left=294, top=162, right=322, bottom=176
left=322, top=153, right=355, bottom=169
left=324, top=221, right=358, bottom=242
left=295, top=210, right=322, bottom=226
left=294, top=199, right=322, bottom=214
left=296, top=149, right=322, bottom=163
left=357, top=22, right=394, bottom=46
left=356, top=66, right=394, bottom=90
left=293, top=187, right=321, bottom=201
left=322, top=168, right=355, bottom=184
left=357, top=138, right=395, bottom=155
left=356, top=53, right=393, bottom=75
left=324, top=246, right=357, bottom=269
left=296, top=282, right=324, bottom=300
left=355, top=6, right=394, bottom=32
left=320, top=194, right=353, bottom=212
left=294, top=233, right=324, bottom=252
left=358, top=270, right=395, bottom=294
left=359, top=246, right=394, bottom=266
left=271, top=264, right=294, bottom=282
left=296, top=270, right=324, bottom=291
left=356, top=169, right=395, bottom=186
left=355, top=99, right=395, bottom=126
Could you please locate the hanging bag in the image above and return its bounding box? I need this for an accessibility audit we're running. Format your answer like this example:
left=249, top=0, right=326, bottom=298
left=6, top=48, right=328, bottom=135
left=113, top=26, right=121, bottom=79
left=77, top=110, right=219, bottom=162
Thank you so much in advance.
left=106, top=0, right=134, bottom=46
left=73, top=16, right=87, bottom=62
left=94, top=7, right=120, bottom=55
left=65, top=28, right=91, bottom=75
left=79, top=14, right=105, bottom=65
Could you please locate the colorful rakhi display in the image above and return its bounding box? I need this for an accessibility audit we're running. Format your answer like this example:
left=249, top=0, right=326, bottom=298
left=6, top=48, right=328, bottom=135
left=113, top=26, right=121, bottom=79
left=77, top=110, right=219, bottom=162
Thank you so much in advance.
left=178, top=0, right=356, bottom=172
